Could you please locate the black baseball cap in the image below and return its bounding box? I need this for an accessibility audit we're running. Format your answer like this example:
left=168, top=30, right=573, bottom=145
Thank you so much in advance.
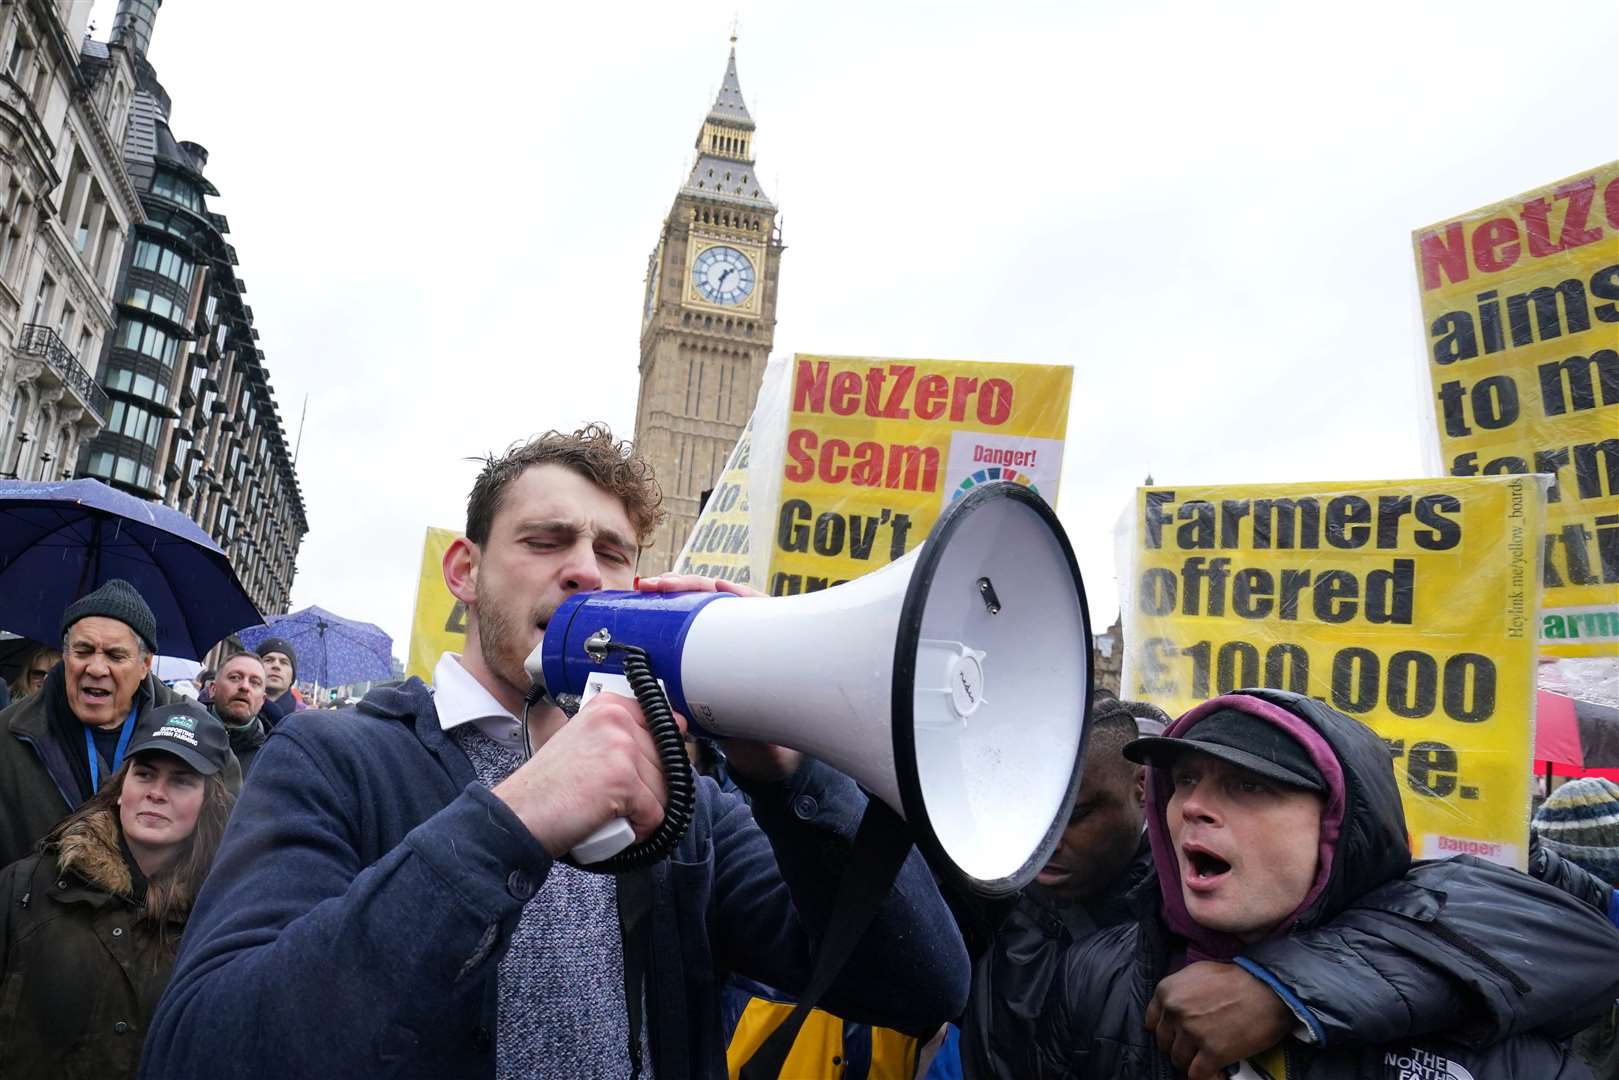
left=125, top=700, right=230, bottom=776
left=1124, top=707, right=1325, bottom=792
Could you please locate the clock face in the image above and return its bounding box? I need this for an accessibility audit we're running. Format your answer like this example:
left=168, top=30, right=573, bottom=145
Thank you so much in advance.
left=691, top=245, right=755, bottom=306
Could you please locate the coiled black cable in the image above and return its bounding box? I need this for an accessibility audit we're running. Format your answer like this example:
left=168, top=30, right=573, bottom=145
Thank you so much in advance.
left=521, top=645, right=696, bottom=871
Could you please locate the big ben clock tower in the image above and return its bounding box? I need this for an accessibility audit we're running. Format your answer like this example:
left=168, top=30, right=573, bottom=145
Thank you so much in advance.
left=634, top=38, right=784, bottom=573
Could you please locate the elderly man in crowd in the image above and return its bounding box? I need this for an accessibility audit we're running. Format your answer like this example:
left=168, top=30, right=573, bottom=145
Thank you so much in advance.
left=0, top=580, right=241, bottom=866
left=209, top=651, right=272, bottom=777
left=255, top=637, right=304, bottom=727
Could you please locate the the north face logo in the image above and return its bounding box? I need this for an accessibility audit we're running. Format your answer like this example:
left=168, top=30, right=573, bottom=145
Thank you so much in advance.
left=1383, top=1048, right=1475, bottom=1080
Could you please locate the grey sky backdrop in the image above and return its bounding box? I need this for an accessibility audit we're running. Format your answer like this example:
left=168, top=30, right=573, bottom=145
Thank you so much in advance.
left=88, top=0, right=1618, bottom=659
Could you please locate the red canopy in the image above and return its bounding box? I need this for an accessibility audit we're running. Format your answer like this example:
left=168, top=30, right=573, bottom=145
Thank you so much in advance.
left=1536, top=690, right=1619, bottom=780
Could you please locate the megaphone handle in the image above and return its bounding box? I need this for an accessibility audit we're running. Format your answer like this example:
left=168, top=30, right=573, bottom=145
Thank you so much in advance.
left=571, top=818, right=636, bottom=864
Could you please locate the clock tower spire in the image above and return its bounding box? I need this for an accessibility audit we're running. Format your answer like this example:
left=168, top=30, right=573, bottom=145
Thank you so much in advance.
left=634, top=40, right=784, bottom=574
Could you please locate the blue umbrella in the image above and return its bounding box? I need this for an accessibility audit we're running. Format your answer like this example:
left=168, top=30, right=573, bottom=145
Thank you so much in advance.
left=0, top=478, right=261, bottom=659
left=238, top=605, right=393, bottom=687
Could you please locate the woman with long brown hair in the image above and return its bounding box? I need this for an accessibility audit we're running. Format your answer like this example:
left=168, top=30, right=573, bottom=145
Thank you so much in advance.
left=0, top=700, right=234, bottom=1078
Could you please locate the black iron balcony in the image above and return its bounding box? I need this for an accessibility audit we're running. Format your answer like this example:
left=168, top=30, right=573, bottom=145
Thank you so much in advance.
left=18, top=323, right=109, bottom=421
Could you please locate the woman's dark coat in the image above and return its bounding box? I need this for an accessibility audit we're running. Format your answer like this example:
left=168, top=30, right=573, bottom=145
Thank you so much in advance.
left=0, top=809, right=190, bottom=1079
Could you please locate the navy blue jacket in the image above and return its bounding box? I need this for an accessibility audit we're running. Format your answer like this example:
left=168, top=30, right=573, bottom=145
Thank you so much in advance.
left=141, top=678, right=969, bottom=1079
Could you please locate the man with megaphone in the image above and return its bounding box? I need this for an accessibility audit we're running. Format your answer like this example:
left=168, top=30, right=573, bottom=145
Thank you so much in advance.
left=140, top=424, right=970, bottom=1080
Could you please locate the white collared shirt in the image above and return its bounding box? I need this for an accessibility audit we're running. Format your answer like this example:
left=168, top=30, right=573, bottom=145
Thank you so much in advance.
left=432, top=652, right=525, bottom=753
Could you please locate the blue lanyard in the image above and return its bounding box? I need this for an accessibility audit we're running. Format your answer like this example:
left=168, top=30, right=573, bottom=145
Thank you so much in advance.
left=85, top=705, right=139, bottom=791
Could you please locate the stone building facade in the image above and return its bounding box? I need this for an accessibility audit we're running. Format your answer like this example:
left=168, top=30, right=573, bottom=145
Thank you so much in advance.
left=1091, top=613, right=1124, bottom=698
left=634, top=41, right=783, bottom=573
left=75, top=1, right=305, bottom=615
left=0, top=0, right=141, bottom=485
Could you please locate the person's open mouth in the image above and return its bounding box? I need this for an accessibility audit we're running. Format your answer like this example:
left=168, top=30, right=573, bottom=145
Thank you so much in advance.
left=80, top=686, right=112, bottom=702
left=1035, top=864, right=1072, bottom=885
left=1181, top=842, right=1232, bottom=892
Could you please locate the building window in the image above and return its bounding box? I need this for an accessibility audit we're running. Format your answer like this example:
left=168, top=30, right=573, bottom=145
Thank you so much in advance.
left=86, top=450, right=152, bottom=490
left=116, top=317, right=180, bottom=366
left=0, top=392, right=22, bottom=459
left=30, top=274, right=53, bottom=325
left=95, top=222, right=121, bottom=283
left=144, top=208, right=199, bottom=244
left=109, top=83, right=128, bottom=141
left=107, top=399, right=163, bottom=448
left=132, top=238, right=197, bottom=290
left=105, top=364, right=170, bottom=406
left=5, top=32, right=32, bottom=80
left=127, top=287, right=184, bottom=325
left=73, top=185, right=100, bottom=254
left=28, top=58, right=48, bottom=110
left=0, top=178, right=26, bottom=280
left=150, top=170, right=203, bottom=213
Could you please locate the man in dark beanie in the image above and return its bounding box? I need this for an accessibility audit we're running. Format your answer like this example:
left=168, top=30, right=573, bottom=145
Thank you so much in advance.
left=255, top=637, right=305, bottom=728
left=0, top=579, right=242, bottom=866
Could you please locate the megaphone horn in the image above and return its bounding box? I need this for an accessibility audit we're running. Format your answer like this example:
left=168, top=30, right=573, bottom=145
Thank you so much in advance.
left=534, top=481, right=1093, bottom=897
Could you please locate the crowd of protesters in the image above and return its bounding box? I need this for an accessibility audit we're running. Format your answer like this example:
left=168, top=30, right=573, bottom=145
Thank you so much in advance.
left=0, top=423, right=1615, bottom=1079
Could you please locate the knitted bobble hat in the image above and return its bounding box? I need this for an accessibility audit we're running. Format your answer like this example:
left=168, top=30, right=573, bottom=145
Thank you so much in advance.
left=1534, top=777, right=1619, bottom=886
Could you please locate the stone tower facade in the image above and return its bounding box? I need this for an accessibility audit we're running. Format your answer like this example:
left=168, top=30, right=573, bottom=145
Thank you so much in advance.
left=634, top=42, right=783, bottom=573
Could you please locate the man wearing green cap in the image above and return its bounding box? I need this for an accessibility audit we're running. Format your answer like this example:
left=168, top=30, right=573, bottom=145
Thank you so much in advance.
left=0, top=579, right=241, bottom=866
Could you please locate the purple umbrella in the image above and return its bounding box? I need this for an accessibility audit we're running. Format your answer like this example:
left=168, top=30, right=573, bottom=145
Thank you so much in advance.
left=238, top=605, right=393, bottom=687
left=0, top=478, right=261, bottom=659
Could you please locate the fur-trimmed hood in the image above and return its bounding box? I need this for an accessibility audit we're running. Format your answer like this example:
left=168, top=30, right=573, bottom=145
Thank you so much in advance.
left=52, top=808, right=193, bottom=921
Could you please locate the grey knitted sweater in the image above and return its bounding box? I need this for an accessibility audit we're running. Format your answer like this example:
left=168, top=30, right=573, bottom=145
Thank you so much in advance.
left=451, top=724, right=652, bottom=1079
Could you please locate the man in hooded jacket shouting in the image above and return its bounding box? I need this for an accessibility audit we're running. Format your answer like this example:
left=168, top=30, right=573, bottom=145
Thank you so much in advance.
left=1035, top=689, right=1619, bottom=1080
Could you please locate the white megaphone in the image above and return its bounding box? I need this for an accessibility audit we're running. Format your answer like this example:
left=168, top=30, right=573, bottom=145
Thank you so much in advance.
left=528, top=481, right=1092, bottom=897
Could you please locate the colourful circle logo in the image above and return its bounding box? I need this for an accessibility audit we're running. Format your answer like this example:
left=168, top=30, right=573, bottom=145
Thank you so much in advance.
left=951, top=467, right=1040, bottom=501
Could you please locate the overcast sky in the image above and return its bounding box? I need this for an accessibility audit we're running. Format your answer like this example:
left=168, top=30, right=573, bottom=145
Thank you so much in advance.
left=87, top=0, right=1617, bottom=657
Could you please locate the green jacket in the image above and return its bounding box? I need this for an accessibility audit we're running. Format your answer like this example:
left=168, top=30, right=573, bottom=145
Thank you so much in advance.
left=212, top=705, right=269, bottom=779
left=0, top=809, right=190, bottom=1079
left=0, top=667, right=238, bottom=868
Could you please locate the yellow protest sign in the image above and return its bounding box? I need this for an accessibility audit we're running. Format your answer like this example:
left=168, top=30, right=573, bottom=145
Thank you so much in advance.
left=767, top=354, right=1072, bottom=595
left=406, top=527, right=466, bottom=681
left=674, top=417, right=754, bottom=585
left=1122, top=477, right=1544, bottom=869
left=1412, top=163, right=1618, bottom=657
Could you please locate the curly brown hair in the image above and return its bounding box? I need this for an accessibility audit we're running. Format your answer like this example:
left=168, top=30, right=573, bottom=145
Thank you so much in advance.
left=465, top=423, right=664, bottom=547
